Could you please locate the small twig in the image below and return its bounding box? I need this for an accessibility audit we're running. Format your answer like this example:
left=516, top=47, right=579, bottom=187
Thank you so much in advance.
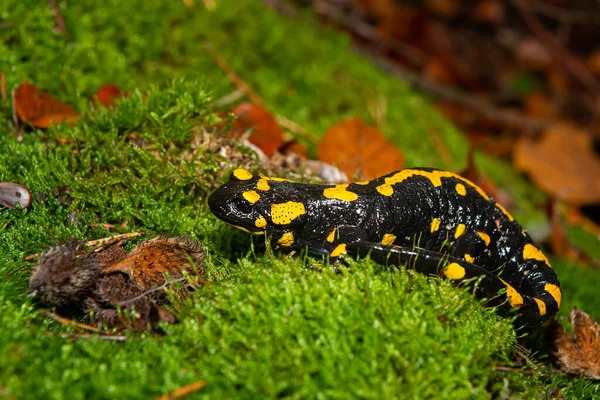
left=275, top=115, right=320, bottom=144
left=65, top=333, right=128, bottom=342
left=10, top=88, right=22, bottom=141
left=494, top=365, right=535, bottom=375
left=513, top=0, right=600, bottom=98
left=353, top=43, right=551, bottom=133
left=45, top=311, right=101, bottom=333
left=204, top=42, right=265, bottom=106
left=518, top=0, right=600, bottom=25
left=47, top=0, right=65, bottom=33
left=205, top=44, right=319, bottom=144
left=211, top=88, right=246, bottom=107
left=23, top=232, right=145, bottom=261
left=156, top=380, right=207, bottom=400
left=1, top=72, right=6, bottom=104
left=116, top=277, right=189, bottom=307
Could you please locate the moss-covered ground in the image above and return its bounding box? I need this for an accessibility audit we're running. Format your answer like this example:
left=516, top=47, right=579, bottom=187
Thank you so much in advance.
left=1, top=0, right=600, bottom=398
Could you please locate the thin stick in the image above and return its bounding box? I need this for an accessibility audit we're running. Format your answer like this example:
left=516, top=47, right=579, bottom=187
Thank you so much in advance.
left=47, top=0, right=65, bottom=33
left=1, top=72, right=6, bottom=104
left=156, top=380, right=207, bottom=400
left=204, top=42, right=265, bottom=106
left=353, top=43, right=550, bottom=133
left=23, top=232, right=145, bottom=261
left=45, top=311, right=101, bottom=333
left=116, top=277, right=189, bottom=307
left=66, top=333, right=128, bottom=342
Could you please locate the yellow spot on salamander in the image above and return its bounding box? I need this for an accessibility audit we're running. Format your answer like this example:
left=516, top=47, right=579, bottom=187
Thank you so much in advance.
left=455, top=183, right=467, bottom=196
left=268, top=176, right=293, bottom=182
left=376, top=184, right=394, bottom=196
left=545, top=283, right=561, bottom=308
left=271, top=202, right=306, bottom=225
left=242, top=190, right=260, bottom=204
left=233, top=168, right=253, bottom=180
left=444, top=263, right=466, bottom=279
left=523, top=243, right=551, bottom=267
left=430, top=218, right=441, bottom=233
left=277, top=232, right=294, bottom=247
left=326, top=228, right=336, bottom=243
left=323, top=184, right=359, bottom=202
left=533, top=298, right=547, bottom=316
left=477, top=232, right=491, bottom=246
left=381, top=233, right=396, bottom=245
left=464, top=254, right=475, bottom=263
left=454, top=224, right=466, bottom=239
left=256, top=179, right=271, bottom=191
left=496, top=203, right=514, bottom=221
left=499, top=278, right=524, bottom=307
left=255, top=216, right=267, bottom=229
left=354, top=180, right=369, bottom=185
left=375, top=169, right=490, bottom=200
left=330, top=243, right=347, bottom=257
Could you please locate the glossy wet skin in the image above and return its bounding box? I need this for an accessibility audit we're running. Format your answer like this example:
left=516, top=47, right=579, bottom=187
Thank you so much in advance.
left=209, top=167, right=561, bottom=326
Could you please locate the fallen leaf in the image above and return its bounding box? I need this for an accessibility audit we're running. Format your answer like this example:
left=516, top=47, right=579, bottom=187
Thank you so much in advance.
left=554, top=307, right=600, bottom=380
left=94, top=84, right=125, bottom=108
left=101, top=236, right=205, bottom=291
left=514, top=123, right=600, bottom=205
left=28, top=236, right=206, bottom=332
left=278, top=140, right=308, bottom=157
left=472, top=0, right=505, bottom=24
left=0, top=182, right=31, bottom=209
left=14, top=82, right=80, bottom=128
left=317, top=117, right=404, bottom=180
left=229, top=102, right=285, bottom=157
left=523, top=91, right=556, bottom=120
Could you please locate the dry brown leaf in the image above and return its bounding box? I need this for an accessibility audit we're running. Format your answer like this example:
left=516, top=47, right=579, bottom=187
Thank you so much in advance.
left=523, top=92, right=557, bottom=120
left=317, top=117, right=404, bottom=180
left=102, top=236, right=205, bottom=290
left=229, top=102, right=285, bottom=157
left=554, top=307, right=600, bottom=380
left=472, top=0, right=505, bottom=24
left=14, top=82, right=80, bottom=128
left=513, top=123, right=600, bottom=205
left=94, top=84, right=125, bottom=108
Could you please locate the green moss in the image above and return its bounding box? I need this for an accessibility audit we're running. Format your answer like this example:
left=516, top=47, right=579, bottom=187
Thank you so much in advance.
left=1, top=0, right=600, bottom=398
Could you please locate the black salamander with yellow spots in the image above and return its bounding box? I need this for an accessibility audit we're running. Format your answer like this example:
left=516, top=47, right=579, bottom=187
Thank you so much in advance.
left=208, top=167, right=561, bottom=327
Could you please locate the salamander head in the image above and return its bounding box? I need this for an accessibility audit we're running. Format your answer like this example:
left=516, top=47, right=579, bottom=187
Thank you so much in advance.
left=208, top=169, right=268, bottom=234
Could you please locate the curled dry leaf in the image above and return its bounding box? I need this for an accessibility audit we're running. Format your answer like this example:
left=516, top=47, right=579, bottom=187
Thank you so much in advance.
left=553, top=307, right=600, bottom=380
left=514, top=123, right=600, bottom=205
left=230, top=102, right=285, bottom=157
left=101, top=236, right=205, bottom=291
left=94, top=84, right=125, bottom=108
left=28, top=236, right=206, bottom=331
left=14, top=82, right=80, bottom=128
left=317, top=117, right=404, bottom=180
left=0, top=182, right=31, bottom=209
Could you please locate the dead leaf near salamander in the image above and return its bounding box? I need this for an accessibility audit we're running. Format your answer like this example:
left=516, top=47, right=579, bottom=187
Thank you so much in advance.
left=28, top=236, right=206, bottom=332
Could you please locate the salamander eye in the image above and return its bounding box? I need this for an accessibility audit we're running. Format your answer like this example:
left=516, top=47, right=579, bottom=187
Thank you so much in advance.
left=234, top=198, right=253, bottom=215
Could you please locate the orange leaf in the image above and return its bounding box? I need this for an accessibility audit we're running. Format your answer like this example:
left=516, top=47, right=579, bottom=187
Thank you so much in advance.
left=317, top=117, right=404, bottom=180
left=14, top=82, right=80, bottom=128
left=94, top=84, right=125, bottom=108
left=554, top=307, right=600, bottom=380
left=102, top=236, right=205, bottom=290
left=229, top=102, right=285, bottom=157
left=513, top=123, right=600, bottom=205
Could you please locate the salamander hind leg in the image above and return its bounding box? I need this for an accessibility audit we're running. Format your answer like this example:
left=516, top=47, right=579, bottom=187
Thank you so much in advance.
left=345, top=241, right=505, bottom=294
left=344, top=241, right=556, bottom=325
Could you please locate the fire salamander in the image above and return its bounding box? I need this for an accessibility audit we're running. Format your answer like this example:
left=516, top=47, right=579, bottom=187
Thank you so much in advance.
left=208, top=167, right=561, bottom=327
